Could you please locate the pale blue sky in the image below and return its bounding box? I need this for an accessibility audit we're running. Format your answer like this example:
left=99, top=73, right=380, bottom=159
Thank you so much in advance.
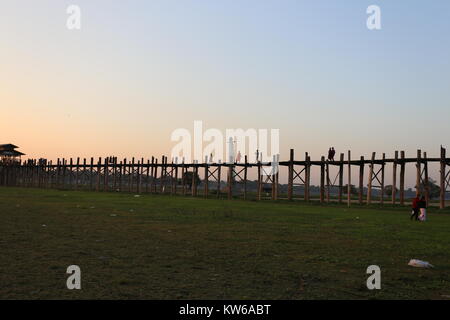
left=1, top=0, right=449, bottom=185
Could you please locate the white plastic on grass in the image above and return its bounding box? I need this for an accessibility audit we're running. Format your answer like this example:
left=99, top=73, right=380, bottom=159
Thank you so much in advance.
left=408, top=259, right=434, bottom=268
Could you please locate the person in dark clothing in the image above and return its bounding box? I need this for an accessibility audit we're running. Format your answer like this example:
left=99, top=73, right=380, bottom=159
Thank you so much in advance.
left=418, top=195, right=427, bottom=221
left=411, top=195, right=420, bottom=221
left=327, top=148, right=333, bottom=161
left=330, top=147, right=336, bottom=161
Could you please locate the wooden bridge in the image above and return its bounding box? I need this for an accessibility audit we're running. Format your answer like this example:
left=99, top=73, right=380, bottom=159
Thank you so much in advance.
left=1, top=146, right=449, bottom=208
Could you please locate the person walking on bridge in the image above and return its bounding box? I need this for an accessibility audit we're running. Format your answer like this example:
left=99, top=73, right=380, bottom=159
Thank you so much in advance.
left=327, top=148, right=333, bottom=161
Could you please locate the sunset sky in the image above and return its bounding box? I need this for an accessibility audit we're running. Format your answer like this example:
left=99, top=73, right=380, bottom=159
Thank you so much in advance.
left=1, top=1, right=449, bottom=185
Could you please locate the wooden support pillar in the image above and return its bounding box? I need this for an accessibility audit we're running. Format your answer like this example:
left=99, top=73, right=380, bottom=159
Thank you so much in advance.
left=367, top=152, right=376, bottom=205
left=287, top=149, right=294, bottom=201
left=416, top=150, right=421, bottom=197
left=37, top=160, right=42, bottom=188
left=392, top=151, right=398, bottom=204
left=380, top=153, right=385, bottom=205
left=347, top=150, right=351, bottom=207
left=164, top=156, right=168, bottom=193
left=89, top=157, right=94, bottom=191
left=31, top=160, right=35, bottom=187
left=24, top=161, right=28, bottom=187
left=305, top=153, right=310, bottom=202
left=271, top=155, right=279, bottom=201
left=118, top=159, right=123, bottom=192
left=55, top=158, right=60, bottom=188
left=271, top=161, right=276, bottom=201
left=173, top=159, right=178, bottom=195
left=27, top=160, right=31, bottom=187
left=47, top=161, right=51, bottom=188
left=400, top=151, right=406, bottom=205
left=104, top=157, right=109, bottom=192
left=68, top=158, right=73, bottom=189
left=358, top=156, right=364, bottom=205
left=257, top=161, right=262, bottom=201
left=181, top=162, right=186, bottom=196
left=192, top=163, right=198, bottom=197
left=275, top=164, right=279, bottom=200
left=122, top=158, right=127, bottom=193
left=338, top=153, right=344, bottom=204
left=62, top=158, right=67, bottom=190
left=129, top=157, right=135, bottom=193
left=217, top=163, right=221, bottom=198
left=50, top=160, right=54, bottom=188
left=147, top=158, right=151, bottom=193
left=320, top=156, right=325, bottom=203
left=148, top=156, right=155, bottom=193
left=153, top=158, right=158, bottom=194
left=24, top=161, right=27, bottom=187
left=82, top=158, right=87, bottom=189
left=112, top=158, right=117, bottom=191
left=159, top=156, right=165, bottom=194
left=34, top=160, right=38, bottom=187
left=423, top=152, right=429, bottom=204
left=96, top=157, right=101, bottom=192
left=325, top=161, right=330, bottom=203
left=227, top=164, right=233, bottom=200
left=440, top=147, right=446, bottom=209
left=31, top=161, right=34, bottom=187
left=75, top=157, right=80, bottom=190
left=30, top=160, right=35, bottom=187
left=171, top=160, right=176, bottom=194
left=137, top=159, right=142, bottom=194
left=243, top=156, right=248, bottom=200
left=204, top=163, right=209, bottom=198
left=169, top=159, right=174, bottom=194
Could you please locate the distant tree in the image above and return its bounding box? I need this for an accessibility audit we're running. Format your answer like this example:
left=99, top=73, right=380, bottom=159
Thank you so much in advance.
left=384, top=185, right=398, bottom=196
left=262, top=184, right=272, bottom=194
left=418, top=178, right=440, bottom=199
left=343, top=184, right=358, bottom=195
left=182, top=171, right=201, bottom=190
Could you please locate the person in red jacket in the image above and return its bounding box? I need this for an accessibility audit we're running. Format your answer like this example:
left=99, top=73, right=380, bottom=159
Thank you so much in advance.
left=411, top=195, right=420, bottom=221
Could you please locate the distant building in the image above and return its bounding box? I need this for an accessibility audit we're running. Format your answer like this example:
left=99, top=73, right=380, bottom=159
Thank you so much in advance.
left=0, top=144, right=25, bottom=163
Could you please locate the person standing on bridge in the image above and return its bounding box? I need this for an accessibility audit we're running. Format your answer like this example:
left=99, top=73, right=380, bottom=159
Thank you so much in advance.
left=330, top=147, right=336, bottom=161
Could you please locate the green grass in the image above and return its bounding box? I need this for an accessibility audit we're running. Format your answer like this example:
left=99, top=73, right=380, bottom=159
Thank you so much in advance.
left=1, top=187, right=449, bottom=300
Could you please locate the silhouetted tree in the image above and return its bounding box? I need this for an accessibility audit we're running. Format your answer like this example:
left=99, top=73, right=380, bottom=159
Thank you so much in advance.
left=418, top=178, right=440, bottom=199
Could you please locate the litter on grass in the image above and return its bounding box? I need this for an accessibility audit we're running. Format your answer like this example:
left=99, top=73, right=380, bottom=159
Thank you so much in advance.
left=408, top=259, right=434, bottom=268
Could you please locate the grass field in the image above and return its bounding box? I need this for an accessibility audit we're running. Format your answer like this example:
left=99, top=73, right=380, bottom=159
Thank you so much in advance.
left=1, top=187, right=449, bottom=300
